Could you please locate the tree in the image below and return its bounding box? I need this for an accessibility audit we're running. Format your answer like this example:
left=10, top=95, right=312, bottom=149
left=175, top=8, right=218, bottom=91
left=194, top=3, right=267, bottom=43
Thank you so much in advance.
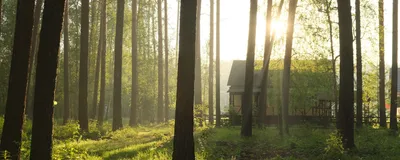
left=195, top=0, right=203, bottom=126
left=98, top=0, right=107, bottom=126
left=91, top=35, right=101, bottom=119
left=378, top=0, right=386, bottom=128
left=164, top=0, right=170, bottom=122
left=282, top=0, right=298, bottom=135
left=113, top=0, right=124, bottom=131
left=209, top=0, right=214, bottom=125
left=157, top=0, right=164, bottom=123
left=241, top=0, right=257, bottom=137
left=130, top=0, right=138, bottom=126
left=172, top=0, right=197, bottom=158
left=30, top=0, right=66, bottom=158
left=26, top=0, right=44, bottom=119
left=63, top=0, right=70, bottom=125
left=355, top=0, right=362, bottom=128
left=215, top=0, right=221, bottom=127
left=0, top=0, right=34, bottom=158
left=390, top=0, right=398, bottom=131
left=79, top=0, right=89, bottom=132
left=337, top=0, right=355, bottom=149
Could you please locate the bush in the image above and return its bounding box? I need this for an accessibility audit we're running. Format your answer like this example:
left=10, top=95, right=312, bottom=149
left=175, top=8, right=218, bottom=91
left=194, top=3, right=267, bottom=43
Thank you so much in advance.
left=53, top=121, right=81, bottom=140
left=322, top=131, right=344, bottom=159
left=53, top=142, right=89, bottom=160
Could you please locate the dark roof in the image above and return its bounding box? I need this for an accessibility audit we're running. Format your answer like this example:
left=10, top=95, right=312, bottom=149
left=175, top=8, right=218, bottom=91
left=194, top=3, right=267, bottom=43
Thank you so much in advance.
left=390, top=68, right=400, bottom=92
left=227, top=60, right=262, bottom=87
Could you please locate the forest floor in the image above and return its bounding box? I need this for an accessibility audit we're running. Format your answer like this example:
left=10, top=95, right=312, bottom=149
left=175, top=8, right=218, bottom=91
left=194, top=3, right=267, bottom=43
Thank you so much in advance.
left=3, top=118, right=400, bottom=160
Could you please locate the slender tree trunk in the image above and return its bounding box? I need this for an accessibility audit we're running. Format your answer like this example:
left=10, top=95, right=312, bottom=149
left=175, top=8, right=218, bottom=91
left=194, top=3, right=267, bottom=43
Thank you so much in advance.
left=209, top=0, right=214, bottom=125
left=195, top=0, right=203, bottom=126
left=91, top=32, right=101, bottom=119
left=282, top=0, right=298, bottom=135
left=0, top=1, right=34, bottom=158
left=157, top=0, right=164, bottom=123
left=79, top=0, right=89, bottom=132
left=176, top=0, right=180, bottom=63
left=30, top=0, right=65, bottom=158
left=113, top=0, right=125, bottom=131
left=390, top=0, right=398, bottom=131
left=63, top=0, right=70, bottom=125
left=355, top=0, right=362, bottom=128
left=241, top=0, right=257, bottom=137
left=215, top=0, right=221, bottom=127
left=379, top=0, right=386, bottom=128
left=337, top=0, right=355, bottom=149
left=97, top=0, right=106, bottom=126
left=130, top=0, right=138, bottom=126
left=26, top=0, right=44, bottom=119
left=258, top=0, right=273, bottom=127
left=172, top=0, right=196, bottom=159
left=164, top=0, right=170, bottom=122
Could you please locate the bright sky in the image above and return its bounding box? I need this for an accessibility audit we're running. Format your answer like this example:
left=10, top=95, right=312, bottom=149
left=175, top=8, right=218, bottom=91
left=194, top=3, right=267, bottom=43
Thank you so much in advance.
left=165, top=0, right=397, bottom=64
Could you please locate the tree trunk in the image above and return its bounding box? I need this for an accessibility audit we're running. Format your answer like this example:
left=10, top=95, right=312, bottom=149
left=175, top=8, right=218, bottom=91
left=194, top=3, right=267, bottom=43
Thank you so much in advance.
left=157, top=0, right=164, bottom=123
left=337, top=0, right=355, bottom=149
left=176, top=0, right=180, bottom=63
left=164, top=0, right=170, bottom=122
left=355, top=0, right=362, bottom=128
left=91, top=30, right=101, bottom=119
left=172, top=0, right=196, bottom=159
left=0, top=0, right=2, bottom=34
left=79, top=0, right=89, bottom=132
left=390, top=0, right=398, bottom=131
left=0, top=1, right=34, bottom=158
left=26, top=0, right=44, bottom=119
left=282, top=0, right=298, bottom=135
left=30, top=0, right=65, bottom=158
left=378, top=0, right=386, bottom=128
left=63, top=0, right=70, bottom=125
left=195, top=0, right=203, bottom=126
left=130, top=0, right=138, bottom=126
left=209, top=0, right=214, bottom=125
left=215, top=0, right=221, bottom=127
left=240, top=0, right=257, bottom=137
left=113, top=0, right=124, bottom=131
left=97, top=0, right=106, bottom=126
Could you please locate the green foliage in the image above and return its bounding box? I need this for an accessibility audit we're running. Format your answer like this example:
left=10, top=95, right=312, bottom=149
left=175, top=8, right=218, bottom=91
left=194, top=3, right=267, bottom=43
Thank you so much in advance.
left=53, top=121, right=81, bottom=140
left=322, top=131, right=344, bottom=159
left=53, top=142, right=89, bottom=160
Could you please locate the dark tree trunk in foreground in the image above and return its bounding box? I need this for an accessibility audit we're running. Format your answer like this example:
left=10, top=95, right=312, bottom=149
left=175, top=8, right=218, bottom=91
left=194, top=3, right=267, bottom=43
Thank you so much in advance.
left=195, top=0, right=203, bottom=126
left=113, top=0, right=124, bottom=131
left=258, top=0, right=273, bottom=126
left=241, top=0, right=257, bottom=137
left=30, top=0, right=65, bottom=158
left=215, top=0, right=221, bottom=127
left=209, top=0, right=214, bottom=125
left=130, top=0, right=138, bottom=126
left=26, top=0, right=43, bottom=119
left=164, top=0, right=170, bottom=122
left=157, top=0, right=164, bottom=123
left=355, top=0, right=362, bottom=128
left=0, top=0, right=34, bottom=158
left=63, top=0, right=70, bottom=125
left=98, top=0, right=107, bottom=126
left=79, top=0, right=89, bottom=132
left=172, top=0, right=197, bottom=159
left=282, top=0, right=298, bottom=135
left=390, top=0, right=398, bottom=131
left=379, top=0, right=386, bottom=128
left=337, top=0, right=355, bottom=149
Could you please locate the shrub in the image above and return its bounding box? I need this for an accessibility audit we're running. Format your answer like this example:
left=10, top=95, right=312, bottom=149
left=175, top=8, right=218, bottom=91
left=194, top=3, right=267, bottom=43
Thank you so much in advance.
left=53, top=121, right=81, bottom=140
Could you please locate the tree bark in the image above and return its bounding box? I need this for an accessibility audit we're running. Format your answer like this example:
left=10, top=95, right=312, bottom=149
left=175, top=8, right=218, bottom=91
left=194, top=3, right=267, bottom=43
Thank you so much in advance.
left=164, top=0, right=170, bottom=122
left=379, top=0, right=386, bottom=128
left=355, top=0, right=362, bottom=128
left=172, top=0, right=196, bottom=159
left=157, top=0, right=164, bottom=123
left=209, top=0, right=214, bottom=125
left=176, top=0, right=180, bottom=63
left=215, top=0, right=221, bottom=127
left=282, top=0, right=298, bottom=135
left=91, top=29, right=101, bottom=119
left=26, top=0, right=44, bottom=119
left=113, top=0, right=124, bottom=131
left=0, top=0, right=34, bottom=158
left=79, top=0, right=89, bottom=132
left=337, top=0, right=355, bottom=149
left=240, top=0, right=257, bottom=137
left=195, top=0, right=203, bottom=126
left=63, top=0, right=70, bottom=125
left=390, top=0, right=398, bottom=131
left=97, top=0, right=106, bottom=126
left=30, top=0, right=65, bottom=158
left=130, top=0, right=138, bottom=126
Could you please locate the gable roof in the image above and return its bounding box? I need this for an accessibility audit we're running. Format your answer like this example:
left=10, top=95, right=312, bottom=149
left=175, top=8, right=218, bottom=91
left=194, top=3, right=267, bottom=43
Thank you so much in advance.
left=227, top=60, right=262, bottom=87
